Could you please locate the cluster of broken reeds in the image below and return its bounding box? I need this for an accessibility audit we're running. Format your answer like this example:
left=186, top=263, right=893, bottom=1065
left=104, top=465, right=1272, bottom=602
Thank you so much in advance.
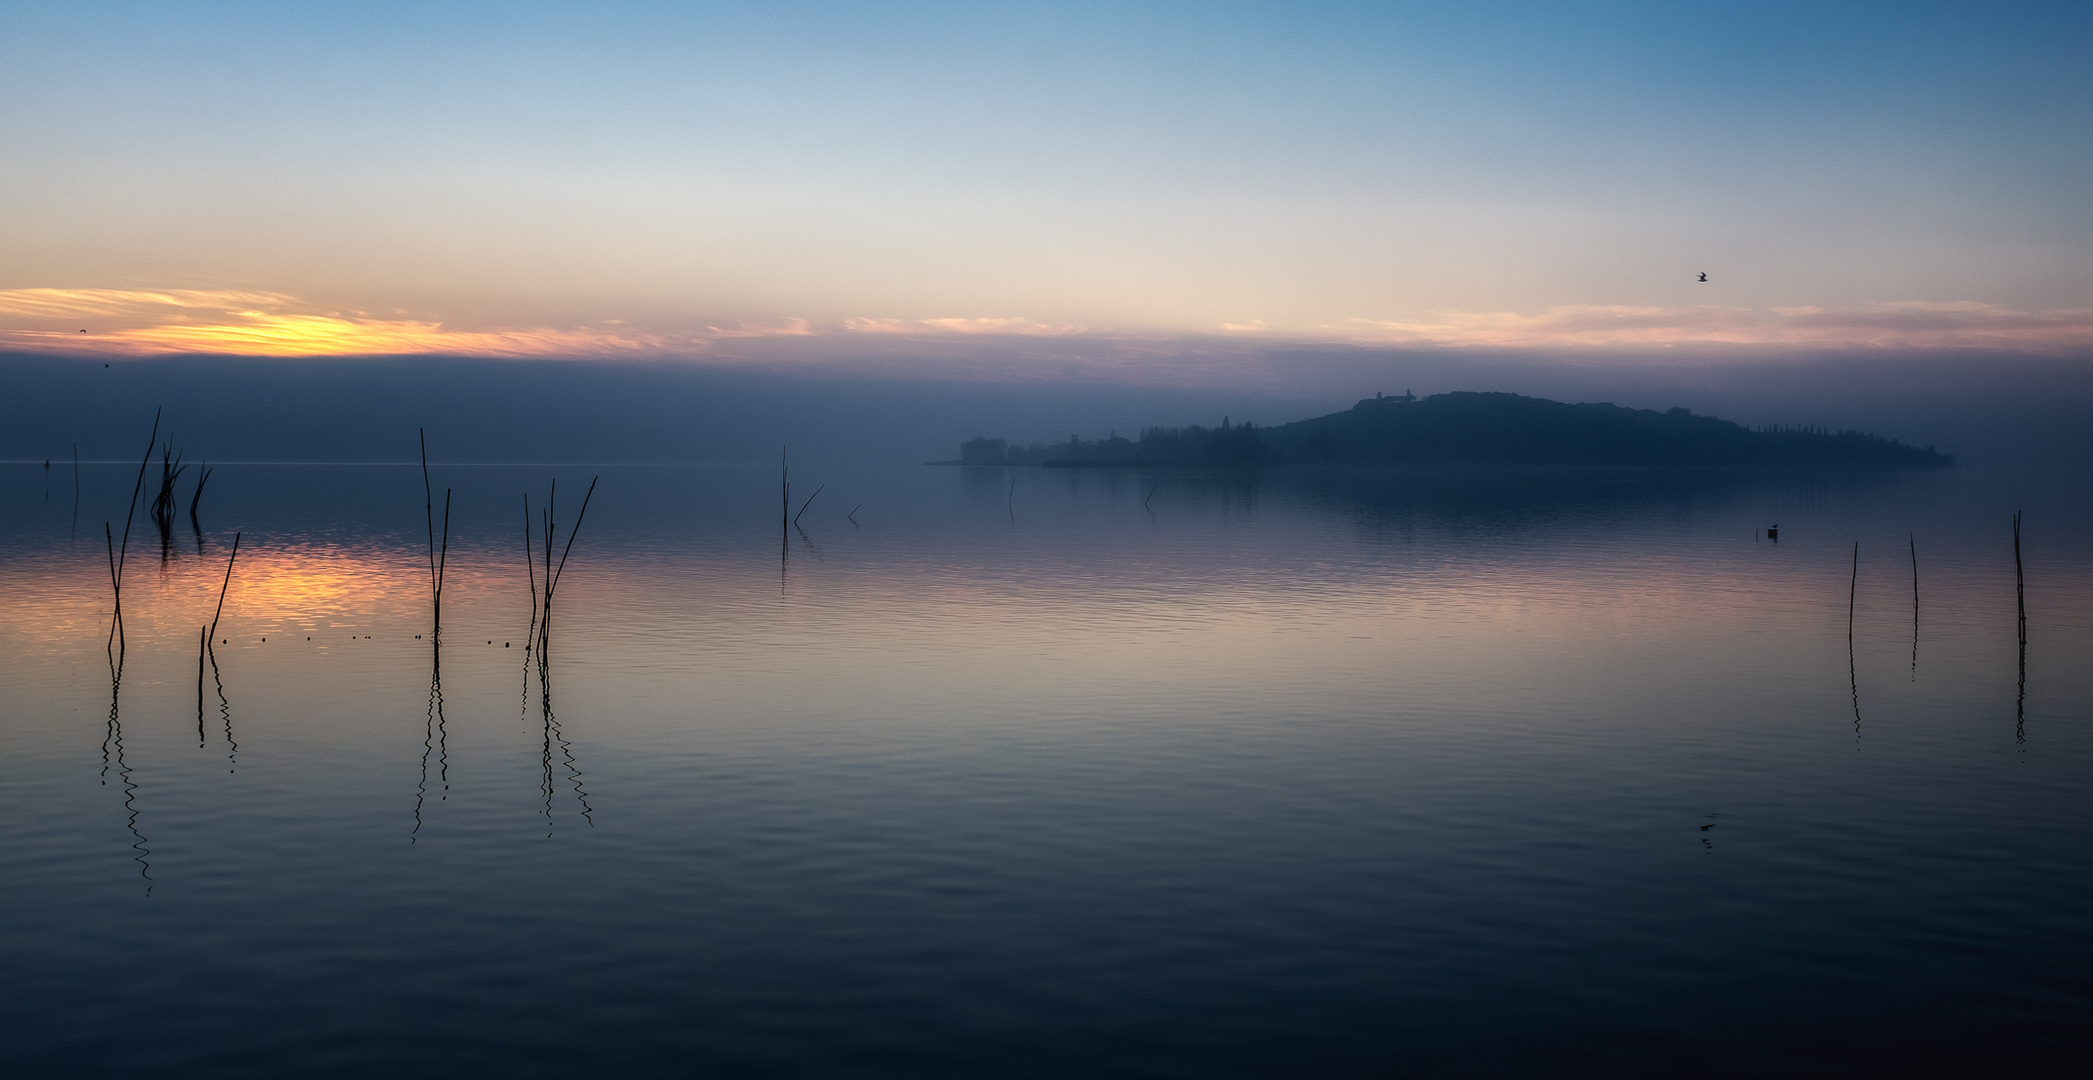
left=94, top=408, right=243, bottom=892
left=780, top=447, right=832, bottom=577
left=519, top=474, right=597, bottom=835
left=524, top=475, right=597, bottom=659
left=149, top=442, right=187, bottom=534
left=140, top=436, right=216, bottom=554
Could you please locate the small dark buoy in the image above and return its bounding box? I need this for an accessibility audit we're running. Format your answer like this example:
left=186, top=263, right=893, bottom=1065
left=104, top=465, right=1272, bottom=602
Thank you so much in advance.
left=1767, top=525, right=1778, bottom=540
left=487, top=640, right=492, bottom=645
left=505, top=642, right=510, bottom=647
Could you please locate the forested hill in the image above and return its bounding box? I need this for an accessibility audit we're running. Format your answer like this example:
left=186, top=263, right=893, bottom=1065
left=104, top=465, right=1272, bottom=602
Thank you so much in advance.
left=1258, top=392, right=1954, bottom=467
left=948, top=392, right=1955, bottom=468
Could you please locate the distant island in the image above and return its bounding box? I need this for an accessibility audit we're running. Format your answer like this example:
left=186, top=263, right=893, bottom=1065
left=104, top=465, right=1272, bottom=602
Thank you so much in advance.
left=936, top=391, right=1955, bottom=469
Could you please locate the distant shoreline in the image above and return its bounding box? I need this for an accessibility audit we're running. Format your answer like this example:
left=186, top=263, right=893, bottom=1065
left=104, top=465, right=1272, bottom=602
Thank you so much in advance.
left=924, top=459, right=1962, bottom=470
left=943, top=391, right=1955, bottom=471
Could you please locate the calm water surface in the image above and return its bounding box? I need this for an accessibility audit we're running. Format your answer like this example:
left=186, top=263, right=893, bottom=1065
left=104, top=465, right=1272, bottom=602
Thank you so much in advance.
left=2, top=461, right=2089, bottom=1077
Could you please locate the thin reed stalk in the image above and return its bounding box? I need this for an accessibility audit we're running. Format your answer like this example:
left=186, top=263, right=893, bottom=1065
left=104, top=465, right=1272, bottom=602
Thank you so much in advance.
left=1848, top=541, right=1858, bottom=643
left=107, top=408, right=163, bottom=657
left=524, top=494, right=539, bottom=635
left=419, top=430, right=450, bottom=638
left=535, top=476, right=599, bottom=656
left=2012, top=512, right=2026, bottom=649
left=1909, top=533, right=1919, bottom=674
left=209, top=532, right=242, bottom=643
left=794, top=484, right=824, bottom=526
left=189, top=460, right=213, bottom=520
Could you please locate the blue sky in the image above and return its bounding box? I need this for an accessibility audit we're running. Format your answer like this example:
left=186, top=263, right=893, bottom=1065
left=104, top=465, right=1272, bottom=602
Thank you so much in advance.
left=2, top=1, right=2088, bottom=361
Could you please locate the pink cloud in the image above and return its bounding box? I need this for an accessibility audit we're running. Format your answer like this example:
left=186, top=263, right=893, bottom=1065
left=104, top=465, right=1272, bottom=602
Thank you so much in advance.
left=1292, top=302, right=2093, bottom=352
left=5, top=288, right=2089, bottom=360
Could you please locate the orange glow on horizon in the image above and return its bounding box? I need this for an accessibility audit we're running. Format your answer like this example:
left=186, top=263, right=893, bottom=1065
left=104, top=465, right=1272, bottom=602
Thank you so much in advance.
left=5, top=287, right=2092, bottom=359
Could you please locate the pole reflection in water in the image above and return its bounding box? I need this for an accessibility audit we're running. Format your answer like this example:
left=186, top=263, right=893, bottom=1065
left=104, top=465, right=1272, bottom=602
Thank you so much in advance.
left=411, top=637, right=447, bottom=842
left=207, top=533, right=242, bottom=770
left=523, top=480, right=595, bottom=836
left=102, top=642, right=149, bottom=893
left=535, top=634, right=592, bottom=837
left=1848, top=541, right=1861, bottom=743
left=213, top=646, right=235, bottom=773
left=197, top=625, right=207, bottom=748
left=2013, top=512, right=2027, bottom=746
left=1909, top=533, right=1920, bottom=678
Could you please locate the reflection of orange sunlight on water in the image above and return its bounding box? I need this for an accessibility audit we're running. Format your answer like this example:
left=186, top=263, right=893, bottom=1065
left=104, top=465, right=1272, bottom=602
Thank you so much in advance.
left=235, top=549, right=395, bottom=612
left=0, top=545, right=437, bottom=656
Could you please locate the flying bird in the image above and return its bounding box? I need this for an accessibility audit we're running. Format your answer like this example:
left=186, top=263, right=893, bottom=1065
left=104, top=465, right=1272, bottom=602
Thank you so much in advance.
left=1697, top=272, right=1708, bottom=282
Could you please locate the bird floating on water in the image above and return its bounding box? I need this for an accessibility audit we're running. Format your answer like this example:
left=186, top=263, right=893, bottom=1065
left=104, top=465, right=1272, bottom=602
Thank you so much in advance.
left=1697, top=272, right=1709, bottom=282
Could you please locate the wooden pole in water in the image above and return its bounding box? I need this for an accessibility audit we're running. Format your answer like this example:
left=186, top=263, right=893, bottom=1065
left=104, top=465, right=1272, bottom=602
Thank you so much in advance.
left=1848, top=541, right=1861, bottom=741
left=209, top=532, right=241, bottom=643
left=1847, top=541, right=1859, bottom=644
left=420, top=429, right=450, bottom=640
left=2012, top=512, right=2026, bottom=650
left=1909, top=533, right=1919, bottom=674
left=436, top=490, right=451, bottom=637
left=524, top=494, right=538, bottom=632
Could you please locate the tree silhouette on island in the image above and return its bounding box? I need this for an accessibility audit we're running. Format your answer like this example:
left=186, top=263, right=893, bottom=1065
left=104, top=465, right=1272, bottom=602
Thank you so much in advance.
left=942, top=391, right=1954, bottom=469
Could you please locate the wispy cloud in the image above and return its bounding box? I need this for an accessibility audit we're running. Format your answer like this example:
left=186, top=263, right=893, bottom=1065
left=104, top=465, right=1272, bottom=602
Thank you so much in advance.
left=0, top=289, right=1096, bottom=357
left=843, top=316, right=1089, bottom=336
left=0, top=288, right=708, bottom=357
left=1265, top=302, right=2093, bottom=352
left=6, top=288, right=2090, bottom=360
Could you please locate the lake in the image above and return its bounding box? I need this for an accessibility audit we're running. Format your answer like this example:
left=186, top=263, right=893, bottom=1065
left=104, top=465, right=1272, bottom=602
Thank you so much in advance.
left=2, top=460, right=2088, bottom=1077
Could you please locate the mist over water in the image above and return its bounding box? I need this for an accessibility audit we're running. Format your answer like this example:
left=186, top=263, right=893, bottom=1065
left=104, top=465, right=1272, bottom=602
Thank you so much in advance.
left=2, top=458, right=2089, bottom=1076
left=5, top=350, right=2091, bottom=469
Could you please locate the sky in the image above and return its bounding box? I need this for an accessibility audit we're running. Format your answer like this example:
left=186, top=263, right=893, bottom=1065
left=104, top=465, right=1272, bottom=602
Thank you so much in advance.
left=2, top=0, right=2089, bottom=371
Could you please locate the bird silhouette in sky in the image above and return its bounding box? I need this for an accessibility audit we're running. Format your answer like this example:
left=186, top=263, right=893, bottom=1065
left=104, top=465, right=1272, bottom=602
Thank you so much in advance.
left=1697, top=272, right=1709, bottom=282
